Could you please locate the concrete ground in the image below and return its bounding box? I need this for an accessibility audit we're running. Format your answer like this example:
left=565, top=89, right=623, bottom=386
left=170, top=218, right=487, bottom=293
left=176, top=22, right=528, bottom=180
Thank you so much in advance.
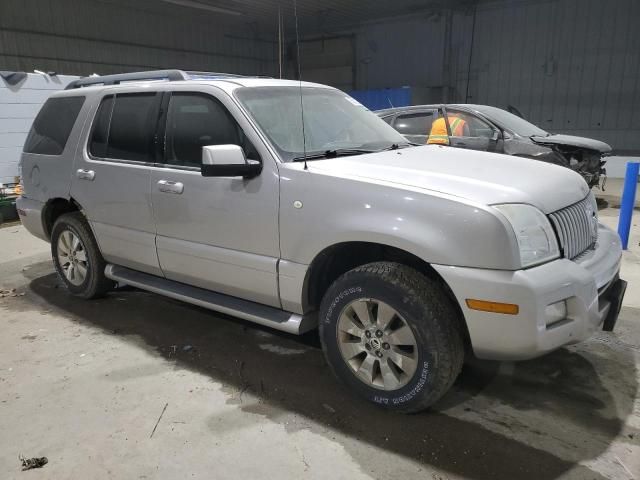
left=0, top=202, right=639, bottom=480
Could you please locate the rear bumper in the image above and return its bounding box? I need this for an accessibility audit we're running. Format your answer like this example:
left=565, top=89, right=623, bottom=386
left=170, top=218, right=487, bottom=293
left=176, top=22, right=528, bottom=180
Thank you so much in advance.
left=434, top=224, right=624, bottom=361
left=15, top=196, right=48, bottom=242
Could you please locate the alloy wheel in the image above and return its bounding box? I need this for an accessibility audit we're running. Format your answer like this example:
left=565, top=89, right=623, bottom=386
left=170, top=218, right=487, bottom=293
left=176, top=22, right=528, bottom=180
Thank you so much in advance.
left=337, top=298, right=419, bottom=390
left=57, top=230, right=89, bottom=286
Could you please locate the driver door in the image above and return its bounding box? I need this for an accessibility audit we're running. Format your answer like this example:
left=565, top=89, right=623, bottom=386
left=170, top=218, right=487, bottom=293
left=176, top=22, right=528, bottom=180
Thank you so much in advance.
left=150, top=89, right=281, bottom=307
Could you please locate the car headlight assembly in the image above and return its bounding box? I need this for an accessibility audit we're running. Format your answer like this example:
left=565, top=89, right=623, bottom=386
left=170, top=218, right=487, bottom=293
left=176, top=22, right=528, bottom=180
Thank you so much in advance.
left=494, top=204, right=560, bottom=268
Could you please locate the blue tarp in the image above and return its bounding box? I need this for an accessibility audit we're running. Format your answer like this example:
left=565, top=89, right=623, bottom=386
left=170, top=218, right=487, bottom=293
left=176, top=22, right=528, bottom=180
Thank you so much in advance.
left=348, top=87, right=411, bottom=111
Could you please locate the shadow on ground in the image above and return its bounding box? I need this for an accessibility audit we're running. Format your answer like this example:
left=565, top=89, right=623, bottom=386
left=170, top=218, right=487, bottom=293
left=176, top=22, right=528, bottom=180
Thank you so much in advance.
left=14, top=266, right=638, bottom=480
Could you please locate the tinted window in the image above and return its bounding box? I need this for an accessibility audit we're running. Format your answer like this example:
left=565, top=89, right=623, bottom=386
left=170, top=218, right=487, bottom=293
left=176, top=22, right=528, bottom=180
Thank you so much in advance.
left=165, top=93, right=258, bottom=168
left=470, top=105, right=548, bottom=137
left=394, top=112, right=435, bottom=136
left=24, top=96, right=85, bottom=155
left=89, top=96, right=114, bottom=158
left=106, top=93, right=158, bottom=162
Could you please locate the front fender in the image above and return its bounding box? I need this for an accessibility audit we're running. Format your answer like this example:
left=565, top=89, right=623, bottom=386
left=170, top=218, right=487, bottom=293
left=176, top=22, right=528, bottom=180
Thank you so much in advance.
left=279, top=164, right=520, bottom=270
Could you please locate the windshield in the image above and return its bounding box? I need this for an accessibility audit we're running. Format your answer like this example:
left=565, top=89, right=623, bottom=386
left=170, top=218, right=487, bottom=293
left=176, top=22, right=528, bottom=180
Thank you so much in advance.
left=235, top=86, right=409, bottom=161
left=470, top=105, right=549, bottom=137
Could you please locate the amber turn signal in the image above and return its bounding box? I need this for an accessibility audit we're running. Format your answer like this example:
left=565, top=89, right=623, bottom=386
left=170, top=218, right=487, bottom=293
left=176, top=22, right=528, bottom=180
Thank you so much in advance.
left=465, top=299, right=519, bottom=315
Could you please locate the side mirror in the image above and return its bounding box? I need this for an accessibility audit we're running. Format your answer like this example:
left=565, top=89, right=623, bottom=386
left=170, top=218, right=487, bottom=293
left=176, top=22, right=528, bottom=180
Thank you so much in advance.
left=201, top=145, right=262, bottom=179
left=491, top=129, right=501, bottom=142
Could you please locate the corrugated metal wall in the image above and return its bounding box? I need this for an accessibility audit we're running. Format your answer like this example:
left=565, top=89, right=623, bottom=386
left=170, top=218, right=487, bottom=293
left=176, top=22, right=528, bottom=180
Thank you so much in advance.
left=296, top=36, right=355, bottom=91
left=354, top=15, right=447, bottom=92
left=461, top=0, right=640, bottom=154
left=0, top=0, right=278, bottom=77
left=317, top=0, right=639, bottom=153
left=1, top=0, right=638, bottom=152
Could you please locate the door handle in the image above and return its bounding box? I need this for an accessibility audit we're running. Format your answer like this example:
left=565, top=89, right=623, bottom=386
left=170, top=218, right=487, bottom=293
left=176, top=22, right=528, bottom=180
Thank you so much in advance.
left=157, top=180, right=184, bottom=194
left=76, top=169, right=95, bottom=181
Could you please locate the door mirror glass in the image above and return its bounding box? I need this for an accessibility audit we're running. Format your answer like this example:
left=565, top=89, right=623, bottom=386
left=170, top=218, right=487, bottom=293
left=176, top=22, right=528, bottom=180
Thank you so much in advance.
left=201, top=145, right=261, bottom=178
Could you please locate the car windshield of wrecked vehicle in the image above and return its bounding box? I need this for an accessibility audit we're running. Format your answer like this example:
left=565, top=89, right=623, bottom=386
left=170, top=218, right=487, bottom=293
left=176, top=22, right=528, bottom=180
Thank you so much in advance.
left=236, top=87, right=409, bottom=161
left=472, top=105, right=550, bottom=138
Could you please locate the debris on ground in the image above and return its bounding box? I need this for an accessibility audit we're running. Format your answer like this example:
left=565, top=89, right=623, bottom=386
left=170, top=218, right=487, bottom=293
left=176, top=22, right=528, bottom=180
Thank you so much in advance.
left=0, top=288, right=25, bottom=298
left=150, top=402, right=169, bottom=439
left=19, top=455, right=48, bottom=471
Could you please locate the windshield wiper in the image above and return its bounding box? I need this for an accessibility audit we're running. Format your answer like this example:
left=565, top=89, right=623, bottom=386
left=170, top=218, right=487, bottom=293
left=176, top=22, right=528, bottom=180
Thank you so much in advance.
left=292, top=148, right=375, bottom=162
left=378, top=142, right=416, bottom=150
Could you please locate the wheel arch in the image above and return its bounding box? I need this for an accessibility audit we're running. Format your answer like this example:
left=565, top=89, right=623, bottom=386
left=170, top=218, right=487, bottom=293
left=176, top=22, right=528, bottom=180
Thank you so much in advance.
left=302, top=241, right=470, bottom=344
left=42, top=197, right=85, bottom=240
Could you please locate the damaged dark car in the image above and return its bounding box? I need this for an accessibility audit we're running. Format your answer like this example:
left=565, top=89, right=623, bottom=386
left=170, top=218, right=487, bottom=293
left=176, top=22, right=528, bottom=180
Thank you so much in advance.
left=377, top=104, right=611, bottom=188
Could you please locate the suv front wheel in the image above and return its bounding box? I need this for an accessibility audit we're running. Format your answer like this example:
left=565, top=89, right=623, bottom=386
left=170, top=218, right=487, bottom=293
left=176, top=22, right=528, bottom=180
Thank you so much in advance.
left=319, top=262, right=464, bottom=413
left=51, top=212, right=114, bottom=299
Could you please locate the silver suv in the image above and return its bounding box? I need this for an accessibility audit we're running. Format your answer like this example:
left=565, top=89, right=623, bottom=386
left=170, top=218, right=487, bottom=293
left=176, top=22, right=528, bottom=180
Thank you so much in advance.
left=17, top=70, right=626, bottom=412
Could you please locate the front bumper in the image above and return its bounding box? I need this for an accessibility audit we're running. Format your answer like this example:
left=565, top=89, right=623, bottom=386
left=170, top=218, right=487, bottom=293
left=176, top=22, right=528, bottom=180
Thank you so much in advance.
left=433, top=224, right=625, bottom=361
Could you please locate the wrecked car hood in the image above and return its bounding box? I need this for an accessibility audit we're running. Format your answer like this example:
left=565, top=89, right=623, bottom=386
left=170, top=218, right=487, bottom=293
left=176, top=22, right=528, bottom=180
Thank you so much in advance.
left=530, top=134, right=612, bottom=154
left=308, top=145, right=590, bottom=214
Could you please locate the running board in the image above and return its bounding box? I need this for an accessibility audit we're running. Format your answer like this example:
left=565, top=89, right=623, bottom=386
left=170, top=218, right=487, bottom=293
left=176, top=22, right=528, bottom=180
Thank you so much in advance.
left=104, top=264, right=316, bottom=335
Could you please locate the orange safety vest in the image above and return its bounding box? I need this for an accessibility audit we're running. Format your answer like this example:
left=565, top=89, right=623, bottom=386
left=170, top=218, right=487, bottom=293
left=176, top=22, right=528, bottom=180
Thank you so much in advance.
left=427, top=116, right=466, bottom=145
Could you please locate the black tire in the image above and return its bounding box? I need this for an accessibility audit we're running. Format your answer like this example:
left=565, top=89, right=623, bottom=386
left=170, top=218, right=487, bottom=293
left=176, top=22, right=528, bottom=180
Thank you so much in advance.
left=319, top=262, right=464, bottom=413
left=51, top=212, right=114, bottom=299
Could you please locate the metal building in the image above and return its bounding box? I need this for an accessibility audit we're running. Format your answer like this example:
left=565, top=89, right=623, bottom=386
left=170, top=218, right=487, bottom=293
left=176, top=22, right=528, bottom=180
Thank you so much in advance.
left=1, top=0, right=638, bottom=153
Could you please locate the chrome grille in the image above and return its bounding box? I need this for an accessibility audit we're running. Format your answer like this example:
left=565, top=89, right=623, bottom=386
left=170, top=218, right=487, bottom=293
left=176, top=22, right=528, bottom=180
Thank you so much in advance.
left=549, top=196, right=598, bottom=260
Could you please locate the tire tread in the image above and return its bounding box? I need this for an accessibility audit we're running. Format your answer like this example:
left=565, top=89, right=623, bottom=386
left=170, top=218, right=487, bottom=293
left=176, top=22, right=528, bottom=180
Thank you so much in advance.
left=319, top=261, right=464, bottom=413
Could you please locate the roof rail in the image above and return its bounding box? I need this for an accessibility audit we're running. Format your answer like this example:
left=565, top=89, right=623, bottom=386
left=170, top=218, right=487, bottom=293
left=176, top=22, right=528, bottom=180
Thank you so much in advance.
left=185, top=71, right=246, bottom=79
left=65, top=70, right=189, bottom=89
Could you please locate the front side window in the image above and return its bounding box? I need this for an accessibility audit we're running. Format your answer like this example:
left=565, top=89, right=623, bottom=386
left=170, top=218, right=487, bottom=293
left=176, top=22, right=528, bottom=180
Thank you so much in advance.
left=164, top=93, right=259, bottom=168
left=471, top=105, right=548, bottom=137
left=447, top=111, right=495, bottom=139
left=89, top=93, right=158, bottom=162
left=24, top=96, right=85, bottom=155
left=235, top=87, right=408, bottom=162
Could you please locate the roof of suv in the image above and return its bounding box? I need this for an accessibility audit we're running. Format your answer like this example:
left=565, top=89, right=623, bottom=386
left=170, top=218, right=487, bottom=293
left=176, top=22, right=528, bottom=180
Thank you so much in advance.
left=57, top=70, right=331, bottom=98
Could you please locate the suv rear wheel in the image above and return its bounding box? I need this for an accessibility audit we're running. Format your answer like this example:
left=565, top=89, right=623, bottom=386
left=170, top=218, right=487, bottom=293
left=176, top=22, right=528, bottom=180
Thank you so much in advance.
left=319, top=262, right=464, bottom=413
left=51, top=212, right=114, bottom=299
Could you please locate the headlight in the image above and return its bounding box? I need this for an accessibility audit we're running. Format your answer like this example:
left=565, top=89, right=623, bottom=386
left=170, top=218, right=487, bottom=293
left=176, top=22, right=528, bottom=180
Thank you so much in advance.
left=494, top=204, right=560, bottom=268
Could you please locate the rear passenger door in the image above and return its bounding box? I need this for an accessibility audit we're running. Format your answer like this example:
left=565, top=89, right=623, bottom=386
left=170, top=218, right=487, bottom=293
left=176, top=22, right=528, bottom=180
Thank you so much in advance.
left=392, top=110, right=437, bottom=144
left=150, top=89, right=281, bottom=307
left=71, top=91, right=163, bottom=276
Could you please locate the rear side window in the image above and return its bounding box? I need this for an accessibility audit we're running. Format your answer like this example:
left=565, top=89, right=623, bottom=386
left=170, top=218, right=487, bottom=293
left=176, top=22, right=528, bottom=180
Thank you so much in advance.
left=89, top=93, right=159, bottom=162
left=394, top=112, right=436, bottom=136
left=24, top=96, right=85, bottom=155
left=89, top=96, right=114, bottom=158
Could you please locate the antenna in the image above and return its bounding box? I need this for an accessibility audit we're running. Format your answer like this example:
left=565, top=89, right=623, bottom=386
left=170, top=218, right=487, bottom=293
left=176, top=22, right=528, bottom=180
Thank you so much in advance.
left=293, top=0, right=308, bottom=170
left=278, top=6, right=283, bottom=79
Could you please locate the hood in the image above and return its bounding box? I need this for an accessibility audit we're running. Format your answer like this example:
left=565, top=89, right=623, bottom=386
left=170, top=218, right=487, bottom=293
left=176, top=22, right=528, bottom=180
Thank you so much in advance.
left=530, top=134, right=612, bottom=153
left=308, top=145, right=590, bottom=214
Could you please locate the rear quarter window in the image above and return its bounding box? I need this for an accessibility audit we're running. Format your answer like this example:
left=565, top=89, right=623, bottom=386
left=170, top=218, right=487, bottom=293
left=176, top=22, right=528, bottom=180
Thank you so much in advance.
left=23, top=96, right=85, bottom=155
